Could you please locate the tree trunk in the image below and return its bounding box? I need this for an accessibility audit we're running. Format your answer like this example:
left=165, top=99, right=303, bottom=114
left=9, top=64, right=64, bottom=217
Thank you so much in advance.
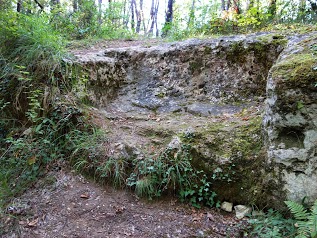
left=17, top=0, right=23, bottom=12
left=226, top=0, right=231, bottom=11
left=73, top=0, right=78, bottom=12
left=232, top=0, right=240, bottom=14
left=308, top=0, right=317, bottom=13
left=34, top=0, right=44, bottom=10
left=148, top=0, right=159, bottom=36
left=98, top=0, right=103, bottom=24
left=165, top=0, right=174, bottom=24
left=188, top=0, right=196, bottom=28
left=134, top=0, right=142, bottom=33
left=154, top=0, right=159, bottom=37
left=123, top=0, right=131, bottom=28
left=162, top=0, right=174, bottom=36
left=221, top=0, right=226, bottom=11
left=131, top=0, right=135, bottom=31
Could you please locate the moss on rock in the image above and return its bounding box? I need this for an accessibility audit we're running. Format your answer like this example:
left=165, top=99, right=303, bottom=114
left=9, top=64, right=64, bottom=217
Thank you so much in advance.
left=175, top=114, right=272, bottom=206
left=272, top=53, right=317, bottom=87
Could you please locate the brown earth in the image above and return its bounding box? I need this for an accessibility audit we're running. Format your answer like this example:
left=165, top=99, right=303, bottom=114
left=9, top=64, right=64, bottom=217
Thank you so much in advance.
left=2, top=169, right=249, bottom=238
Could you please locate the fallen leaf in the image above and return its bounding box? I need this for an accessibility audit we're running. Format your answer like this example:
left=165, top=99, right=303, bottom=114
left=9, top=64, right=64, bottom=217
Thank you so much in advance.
left=27, top=218, right=38, bottom=227
left=80, top=193, right=90, bottom=199
left=207, top=212, right=215, bottom=221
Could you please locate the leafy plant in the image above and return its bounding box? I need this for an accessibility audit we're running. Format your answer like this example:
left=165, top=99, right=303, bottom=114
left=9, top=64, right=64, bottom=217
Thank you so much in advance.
left=285, top=200, right=317, bottom=238
left=180, top=171, right=218, bottom=208
left=249, top=209, right=296, bottom=238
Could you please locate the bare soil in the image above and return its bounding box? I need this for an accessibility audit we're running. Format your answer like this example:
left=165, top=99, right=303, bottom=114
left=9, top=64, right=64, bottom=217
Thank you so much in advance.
left=1, top=169, right=249, bottom=238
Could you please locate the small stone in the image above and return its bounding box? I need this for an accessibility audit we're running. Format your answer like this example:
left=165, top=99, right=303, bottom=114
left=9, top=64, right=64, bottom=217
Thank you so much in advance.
left=234, top=205, right=251, bottom=219
left=168, top=136, right=181, bottom=150
left=221, top=201, right=233, bottom=212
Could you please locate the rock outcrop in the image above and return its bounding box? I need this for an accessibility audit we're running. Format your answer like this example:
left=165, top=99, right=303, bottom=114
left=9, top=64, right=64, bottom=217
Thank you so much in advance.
left=264, top=33, right=317, bottom=205
left=71, top=32, right=317, bottom=208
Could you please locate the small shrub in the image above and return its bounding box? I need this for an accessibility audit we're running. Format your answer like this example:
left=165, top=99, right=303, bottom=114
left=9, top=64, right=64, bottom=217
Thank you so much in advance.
left=249, top=209, right=296, bottom=238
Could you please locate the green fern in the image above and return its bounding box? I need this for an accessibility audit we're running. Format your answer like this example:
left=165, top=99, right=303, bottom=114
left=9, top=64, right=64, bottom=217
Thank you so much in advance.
left=285, top=200, right=317, bottom=238
left=285, top=201, right=310, bottom=220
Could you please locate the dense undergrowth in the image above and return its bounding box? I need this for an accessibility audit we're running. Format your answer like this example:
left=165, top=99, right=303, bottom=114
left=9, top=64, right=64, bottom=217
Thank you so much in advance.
left=0, top=4, right=317, bottom=237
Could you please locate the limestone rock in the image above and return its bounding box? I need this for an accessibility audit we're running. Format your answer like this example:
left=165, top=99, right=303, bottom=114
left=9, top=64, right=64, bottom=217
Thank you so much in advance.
left=264, top=32, right=317, bottom=205
left=221, top=202, right=233, bottom=212
left=234, top=205, right=251, bottom=219
left=70, top=32, right=317, bottom=208
left=167, top=136, right=182, bottom=150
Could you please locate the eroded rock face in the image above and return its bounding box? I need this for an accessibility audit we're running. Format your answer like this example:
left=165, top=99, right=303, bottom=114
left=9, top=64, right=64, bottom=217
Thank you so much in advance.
left=74, top=33, right=283, bottom=113
left=72, top=32, right=317, bottom=208
left=264, top=33, right=317, bottom=204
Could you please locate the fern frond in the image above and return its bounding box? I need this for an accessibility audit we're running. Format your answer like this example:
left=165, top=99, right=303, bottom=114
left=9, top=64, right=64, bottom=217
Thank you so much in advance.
left=307, top=214, right=317, bottom=237
left=295, top=221, right=310, bottom=238
left=285, top=201, right=309, bottom=221
left=311, top=200, right=317, bottom=216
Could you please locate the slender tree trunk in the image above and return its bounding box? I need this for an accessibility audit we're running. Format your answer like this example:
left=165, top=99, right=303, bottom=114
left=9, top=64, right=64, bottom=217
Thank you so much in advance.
left=17, top=0, right=23, bottom=12
left=232, top=0, right=240, bottom=14
left=154, top=0, right=159, bottom=37
left=226, top=0, right=231, bottom=11
left=221, top=0, right=226, bottom=11
left=308, top=0, right=317, bottom=13
left=134, top=0, right=142, bottom=33
left=188, top=0, right=196, bottom=28
left=162, top=0, right=174, bottom=36
left=73, top=0, right=78, bottom=12
left=98, top=0, right=103, bottom=24
left=148, top=0, right=155, bottom=34
left=140, top=0, right=146, bottom=33
left=131, top=0, right=135, bottom=31
left=123, top=0, right=131, bottom=28
left=148, top=0, right=159, bottom=36
left=34, top=0, right=44, bottom=10
left=165, top=0, right=174, bottom=24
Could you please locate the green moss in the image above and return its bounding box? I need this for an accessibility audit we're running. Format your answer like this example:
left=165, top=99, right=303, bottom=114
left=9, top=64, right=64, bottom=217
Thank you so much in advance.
left=225, top=37, right=285, bottom=67
left=205, top=116, right=262, bottom=159
left=203, top=46, right=212, bottom=54
left=272, top=53, right=317, bottom=86
left=226, top=41, right=247, bottom=64
left=257, top=34, right=288, bottom=47
left=177, top=115, right=270, bottom=206
left=189, top=59, right=203, bottom=73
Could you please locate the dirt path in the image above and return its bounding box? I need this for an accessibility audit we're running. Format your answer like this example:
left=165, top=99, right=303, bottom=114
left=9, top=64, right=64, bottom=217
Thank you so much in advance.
left=2, top=169, right=248, bottom=238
